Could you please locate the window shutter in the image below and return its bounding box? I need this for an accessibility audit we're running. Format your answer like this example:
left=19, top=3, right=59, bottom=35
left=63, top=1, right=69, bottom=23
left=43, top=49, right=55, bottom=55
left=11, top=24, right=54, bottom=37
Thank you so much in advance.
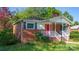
left=23, top=22, right=26, bottom=29
left=35, top=22, right=37, bottom=29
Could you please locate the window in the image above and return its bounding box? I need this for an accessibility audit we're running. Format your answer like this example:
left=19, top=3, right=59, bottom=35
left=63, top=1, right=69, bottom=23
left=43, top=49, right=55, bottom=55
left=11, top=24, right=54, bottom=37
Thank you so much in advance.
left=27, top=23, right=34, bottom=29
left=26, top=22, right=36, bottom=29
left=23, top=22, right=37, bottom=29
left=62, top=24, right=67, bottom=30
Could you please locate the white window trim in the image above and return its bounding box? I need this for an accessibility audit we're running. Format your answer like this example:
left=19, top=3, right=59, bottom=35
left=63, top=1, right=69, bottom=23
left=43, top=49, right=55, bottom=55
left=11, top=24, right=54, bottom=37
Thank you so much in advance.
left=26, top=22, right=35, bottom=30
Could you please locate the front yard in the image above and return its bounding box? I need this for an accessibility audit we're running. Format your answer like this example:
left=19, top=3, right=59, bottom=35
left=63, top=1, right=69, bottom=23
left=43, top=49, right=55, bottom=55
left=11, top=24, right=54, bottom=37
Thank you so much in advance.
left=0, top=41, right=79, bottom=51
left=0, top=30, right=79, bottom=51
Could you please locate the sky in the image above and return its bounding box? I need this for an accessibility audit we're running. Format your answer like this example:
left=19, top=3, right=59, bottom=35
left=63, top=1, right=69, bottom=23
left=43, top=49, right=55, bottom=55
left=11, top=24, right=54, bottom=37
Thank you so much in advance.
left=9, top=7, right=79, bottom=22
left=56, top=7, right=79, bottom=22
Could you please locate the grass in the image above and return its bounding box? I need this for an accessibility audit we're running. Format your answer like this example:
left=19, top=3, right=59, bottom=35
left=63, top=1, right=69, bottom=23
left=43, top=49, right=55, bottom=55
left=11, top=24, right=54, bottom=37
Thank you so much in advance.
left=0, top=30, right=79, bottom=51
left=0, top=41, right=79, bottom=51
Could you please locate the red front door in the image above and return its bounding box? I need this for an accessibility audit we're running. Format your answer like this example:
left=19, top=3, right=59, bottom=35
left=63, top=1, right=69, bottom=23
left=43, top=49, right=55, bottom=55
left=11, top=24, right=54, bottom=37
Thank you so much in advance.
left=45, top=24, right=50, bottom=36
left=45, top=24, right=50, bottom=31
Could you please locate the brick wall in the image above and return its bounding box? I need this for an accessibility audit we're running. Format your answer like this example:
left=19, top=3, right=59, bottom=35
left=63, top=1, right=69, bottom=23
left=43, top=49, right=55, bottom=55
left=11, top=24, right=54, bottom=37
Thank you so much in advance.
left=21, top=29, right=39, bottom=43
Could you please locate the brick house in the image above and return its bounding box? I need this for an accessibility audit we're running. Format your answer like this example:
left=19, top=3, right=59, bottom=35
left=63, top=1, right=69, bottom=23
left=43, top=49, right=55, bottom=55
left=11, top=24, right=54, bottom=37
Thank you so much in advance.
left=13, top=16, right=72, bottom=43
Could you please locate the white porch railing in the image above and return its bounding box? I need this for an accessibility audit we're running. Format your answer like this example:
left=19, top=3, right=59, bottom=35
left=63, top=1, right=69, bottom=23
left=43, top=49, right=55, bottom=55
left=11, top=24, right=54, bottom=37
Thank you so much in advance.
left=62, top=31, right=69, bottom=40
left=42, top=31, right=61, bottom=41
left=55, top=31, right=61, bottom=41
left=42, top=31, right=61, bottom=37
left=41, top=31, right=69, bottom=41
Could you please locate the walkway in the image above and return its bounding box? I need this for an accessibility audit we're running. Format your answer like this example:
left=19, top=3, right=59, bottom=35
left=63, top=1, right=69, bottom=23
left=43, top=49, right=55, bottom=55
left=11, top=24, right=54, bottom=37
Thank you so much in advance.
left=66, top=41, right=79, bottom=44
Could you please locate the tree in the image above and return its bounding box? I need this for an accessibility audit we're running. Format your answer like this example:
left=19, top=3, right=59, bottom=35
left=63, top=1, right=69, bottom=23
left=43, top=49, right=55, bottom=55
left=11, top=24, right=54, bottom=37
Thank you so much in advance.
left=0, top=7, right=12, bottom=30
left=24, top=7, right=62, bottom=19
left=12, top=7, right=50, bottom=23
left=63, top=11, right=73, bottom=21
left=74, top=21, right=79, bottom=25
left=13, top=7, right=62, bottom=22
left=52, top=8, right=62, bottom=17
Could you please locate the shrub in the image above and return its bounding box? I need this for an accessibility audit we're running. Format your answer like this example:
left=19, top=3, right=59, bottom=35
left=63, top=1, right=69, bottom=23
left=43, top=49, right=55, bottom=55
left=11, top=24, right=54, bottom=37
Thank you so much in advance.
left=35, top=32, right=50, bottom=42
left=0, top=29, right=19, bottom=45
left=70, top=31, right=79, bottom=38
left=59, top=40, right=66, bottom=44
left=70, top=31, right=79, bottom=41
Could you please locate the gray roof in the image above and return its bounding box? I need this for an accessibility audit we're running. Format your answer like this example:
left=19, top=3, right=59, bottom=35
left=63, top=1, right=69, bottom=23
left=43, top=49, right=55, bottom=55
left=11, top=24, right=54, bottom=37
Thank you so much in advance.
left=14, top=16, right=73, bottom=25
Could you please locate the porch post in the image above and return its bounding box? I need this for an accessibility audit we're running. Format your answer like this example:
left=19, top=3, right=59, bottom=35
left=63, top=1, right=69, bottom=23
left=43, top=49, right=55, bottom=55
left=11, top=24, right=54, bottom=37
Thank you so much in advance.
left=21, top=22, right=23, bottom=42
left=62, top=21, right=63, bottom=32
left=61, top=18, right=63, bottom=41
left=55, top=21, right=56, bottom=37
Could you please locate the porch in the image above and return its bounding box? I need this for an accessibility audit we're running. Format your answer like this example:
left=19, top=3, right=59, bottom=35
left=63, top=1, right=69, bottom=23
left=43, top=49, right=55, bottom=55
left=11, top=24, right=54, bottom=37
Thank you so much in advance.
left=41, top=22, right=70, bottom=41
left=41, top=16, right=70, bottom=41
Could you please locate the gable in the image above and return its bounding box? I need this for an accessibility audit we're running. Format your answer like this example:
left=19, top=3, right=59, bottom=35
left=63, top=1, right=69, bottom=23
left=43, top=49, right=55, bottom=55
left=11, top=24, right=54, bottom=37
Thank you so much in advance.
left=49, top=16, right=72, bottom=25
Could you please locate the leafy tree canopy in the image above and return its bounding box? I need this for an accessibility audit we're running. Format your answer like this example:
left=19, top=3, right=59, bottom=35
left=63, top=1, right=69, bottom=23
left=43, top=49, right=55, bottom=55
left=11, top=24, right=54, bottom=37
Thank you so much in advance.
left=0, top=7, right=12, bottom=29
left=63, top=11, right=73, bottom=21
left=11, top=7, right=74, bottom=24
left=74, top=21, right=79, bottom=25
left=13, top=7, right=62, bottom=22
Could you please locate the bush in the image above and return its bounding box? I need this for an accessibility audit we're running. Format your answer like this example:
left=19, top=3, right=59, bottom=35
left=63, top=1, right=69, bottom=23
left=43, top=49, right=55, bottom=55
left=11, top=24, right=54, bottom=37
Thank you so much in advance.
left=35, top=32, right=50, bottom=42
left=70, top=31, right=79, bottom=41
left=0, top=29, right=19, bottom=45
left=70, top=31, right=79, bottom=38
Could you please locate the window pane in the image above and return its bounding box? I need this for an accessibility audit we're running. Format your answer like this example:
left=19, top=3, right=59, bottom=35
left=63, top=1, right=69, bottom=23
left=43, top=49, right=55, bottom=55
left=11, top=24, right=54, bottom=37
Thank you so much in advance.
left=27, top=23, right=34, bottom=29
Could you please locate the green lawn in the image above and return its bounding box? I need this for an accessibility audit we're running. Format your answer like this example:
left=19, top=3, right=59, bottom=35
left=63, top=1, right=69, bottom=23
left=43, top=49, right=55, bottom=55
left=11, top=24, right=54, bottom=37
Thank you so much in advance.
left=0, top=30, right=79, bottom=51
left=0, top=41, right=79, bottom=51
